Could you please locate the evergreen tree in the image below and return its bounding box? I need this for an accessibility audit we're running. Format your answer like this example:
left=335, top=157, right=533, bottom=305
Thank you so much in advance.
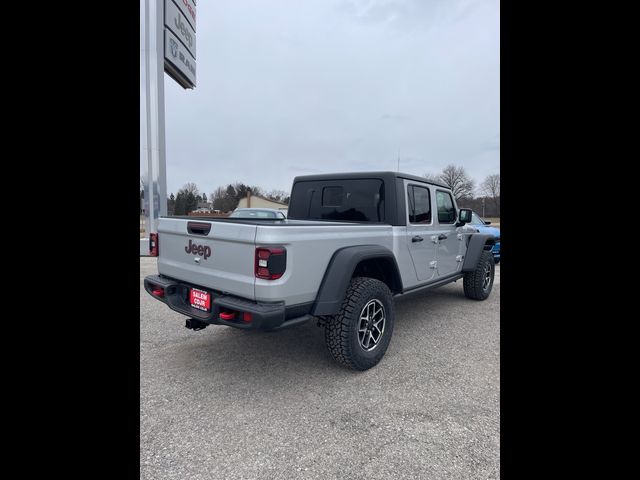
left=185, top=191, right=198, bottom=213
left=174, top=192, right=186, bottom=215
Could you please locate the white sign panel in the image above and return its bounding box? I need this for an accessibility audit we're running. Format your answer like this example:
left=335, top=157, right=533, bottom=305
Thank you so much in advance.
left=165, top=0, right=196, bottom=58
left=172, top=0, right=196, bottom=31
left=165, top=29, right=196, bottom=87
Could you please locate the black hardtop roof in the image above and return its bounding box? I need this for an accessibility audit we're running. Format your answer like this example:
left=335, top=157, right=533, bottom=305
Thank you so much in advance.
left=292, top=171, right=450, bottom=190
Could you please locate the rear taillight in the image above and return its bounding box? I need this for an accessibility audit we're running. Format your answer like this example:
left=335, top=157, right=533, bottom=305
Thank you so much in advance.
left=255, top=247, right=287, bottom=280
left=150, top=233, right=159, bottom=257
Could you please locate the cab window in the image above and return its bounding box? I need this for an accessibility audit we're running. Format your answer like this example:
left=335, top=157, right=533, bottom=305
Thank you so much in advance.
left=407, top=185, right=431, bottom=224
left=436, top=191, right=456, bottom=224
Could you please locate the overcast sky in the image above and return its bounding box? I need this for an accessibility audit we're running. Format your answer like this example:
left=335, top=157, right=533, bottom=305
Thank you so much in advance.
left=145, top=0, right=499, bottom=197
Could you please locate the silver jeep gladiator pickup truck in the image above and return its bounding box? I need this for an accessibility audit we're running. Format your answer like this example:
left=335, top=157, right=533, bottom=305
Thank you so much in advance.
left=144, top=172, right=496, bottom=370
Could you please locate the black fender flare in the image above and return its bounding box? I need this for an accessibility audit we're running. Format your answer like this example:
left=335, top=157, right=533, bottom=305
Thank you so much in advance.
left=311, top=245, right=402, bottom=316
left=462, top=234, right=495, bottom=272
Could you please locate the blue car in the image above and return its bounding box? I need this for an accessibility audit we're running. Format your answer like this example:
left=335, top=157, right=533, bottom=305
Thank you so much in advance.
left=468, top=211, right=500, bottom=264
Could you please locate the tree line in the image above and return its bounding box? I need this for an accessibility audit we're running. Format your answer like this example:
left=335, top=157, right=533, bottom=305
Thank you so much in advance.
left=423, top=165, right=500, bottom=217
left=140, top=166, right=499, bottom=217
left=163, top=182, right=289, bottom=216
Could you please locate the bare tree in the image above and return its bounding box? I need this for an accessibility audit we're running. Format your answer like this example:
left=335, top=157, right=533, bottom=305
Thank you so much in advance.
left=264, top=189, right=289, bottom=203
left=480, top=174, right=500, bottom=198
left=233, top=183, right=264, bottom=201
left=480, top=174, right=500, bottom=212
left=422, top=172, right=441, bottom=184
left=439, top=165, right=475, bottom=200
left=211, top=186, right=227, bottom=211
left=182, top=182, right=199, bottom=196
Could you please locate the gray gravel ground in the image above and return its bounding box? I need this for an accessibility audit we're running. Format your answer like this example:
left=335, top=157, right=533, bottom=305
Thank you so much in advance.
left=140, top=258, right=500, bottom=479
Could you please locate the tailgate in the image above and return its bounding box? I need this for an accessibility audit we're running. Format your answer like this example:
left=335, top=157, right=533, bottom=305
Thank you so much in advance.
left=157, top=218, right=257, bottom=300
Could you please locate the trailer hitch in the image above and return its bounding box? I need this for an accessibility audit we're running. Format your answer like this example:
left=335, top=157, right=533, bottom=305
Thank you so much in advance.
left=185, top=318, right=209, bottom=331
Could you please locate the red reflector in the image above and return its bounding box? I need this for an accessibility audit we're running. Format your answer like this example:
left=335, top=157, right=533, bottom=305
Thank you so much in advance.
left=242, top=312, right=252, bottom=322
left=152, top=287, right=164, bottom=298
left=219, top=311, right=236, bottom=321
left=150, top=233, right=159, bottom=257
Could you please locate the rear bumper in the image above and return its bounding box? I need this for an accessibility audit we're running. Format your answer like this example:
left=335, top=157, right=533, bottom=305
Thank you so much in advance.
left=144, top=275, right=311, bottom=331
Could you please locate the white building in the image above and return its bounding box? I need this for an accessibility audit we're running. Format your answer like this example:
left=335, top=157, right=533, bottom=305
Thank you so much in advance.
left=237, top=192, right=288, bottom=212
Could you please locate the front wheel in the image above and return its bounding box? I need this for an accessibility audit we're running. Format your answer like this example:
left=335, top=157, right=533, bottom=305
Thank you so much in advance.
left=324, top=277, right=395, bottom=371
left=463, top=250, right=495, bottom=300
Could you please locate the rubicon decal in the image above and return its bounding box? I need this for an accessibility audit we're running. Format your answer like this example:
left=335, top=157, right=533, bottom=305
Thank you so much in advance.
left=185, top=239, right=211, bottom=259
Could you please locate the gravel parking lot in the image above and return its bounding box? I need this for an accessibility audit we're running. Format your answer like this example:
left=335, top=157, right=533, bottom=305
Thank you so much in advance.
left=140, top=258, right=500, bottom=480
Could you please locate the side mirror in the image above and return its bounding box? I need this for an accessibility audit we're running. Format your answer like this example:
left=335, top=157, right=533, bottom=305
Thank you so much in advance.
left=457, top=208, right=472, bottom=226
left=484, top=220, right=491, bottom=225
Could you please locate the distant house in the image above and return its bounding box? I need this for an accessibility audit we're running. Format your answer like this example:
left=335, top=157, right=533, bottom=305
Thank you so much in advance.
left=237, top=191, right=288, bottom=211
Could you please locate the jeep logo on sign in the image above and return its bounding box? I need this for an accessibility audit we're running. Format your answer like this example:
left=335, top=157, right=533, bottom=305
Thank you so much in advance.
left=174, top=14, right=193, bottom=48
left=185, top=239, right=211, bottom=260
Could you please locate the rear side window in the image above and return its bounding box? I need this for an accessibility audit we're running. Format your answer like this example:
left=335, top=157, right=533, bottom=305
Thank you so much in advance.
left=407, top=185, right=431, bottom=224
left=288, top=179, right=385, bottom=222
left=436, top=190, right=456, bottom=223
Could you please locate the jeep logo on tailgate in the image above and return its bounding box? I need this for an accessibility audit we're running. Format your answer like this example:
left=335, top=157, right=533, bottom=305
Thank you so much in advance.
left=185, top=239, right=211, bottom=260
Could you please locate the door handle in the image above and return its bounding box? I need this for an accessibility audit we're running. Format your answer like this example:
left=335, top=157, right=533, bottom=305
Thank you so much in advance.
left=412, top=236, right=424, bottom=243
left=438, top=233, right=448, bottom=240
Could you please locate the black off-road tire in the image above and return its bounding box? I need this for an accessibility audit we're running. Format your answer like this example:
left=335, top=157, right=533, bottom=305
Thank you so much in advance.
left=463, top=250, right=495, bottom=300
left=324, top=277, right=395, bottom=371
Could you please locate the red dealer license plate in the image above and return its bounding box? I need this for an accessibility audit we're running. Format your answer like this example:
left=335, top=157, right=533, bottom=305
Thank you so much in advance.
left=190, top=288, right=211, bottom=312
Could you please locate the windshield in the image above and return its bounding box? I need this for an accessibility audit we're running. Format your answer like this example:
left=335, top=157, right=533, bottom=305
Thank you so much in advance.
left=230, top=210, right=281, bottom=218
left=470, top=212, right=485, bottom=225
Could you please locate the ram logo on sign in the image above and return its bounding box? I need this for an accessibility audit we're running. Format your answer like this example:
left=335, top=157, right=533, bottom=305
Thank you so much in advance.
left=164, top=0, right=196, bottom=89
left=169, top=38, right=179, bottom=57
left=165, top=29, right=196, bottom=87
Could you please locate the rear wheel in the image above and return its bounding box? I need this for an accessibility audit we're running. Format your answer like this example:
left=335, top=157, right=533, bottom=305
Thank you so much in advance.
left=463, top=250, right=495, bottom=300
left=324, top=277, right=395, bottom=371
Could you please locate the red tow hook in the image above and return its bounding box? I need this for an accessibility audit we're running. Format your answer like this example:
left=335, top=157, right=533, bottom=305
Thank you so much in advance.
left=219, top=311, right=236, bottom=321
left=151, top=287, right=165, bottom=298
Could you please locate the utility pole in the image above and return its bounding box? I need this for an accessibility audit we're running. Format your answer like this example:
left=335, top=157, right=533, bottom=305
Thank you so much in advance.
left=482, top=197, right=485, bottom=217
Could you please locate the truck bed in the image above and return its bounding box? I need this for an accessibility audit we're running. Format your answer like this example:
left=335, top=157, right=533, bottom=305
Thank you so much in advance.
left=156, top=216, right=395, bottom=306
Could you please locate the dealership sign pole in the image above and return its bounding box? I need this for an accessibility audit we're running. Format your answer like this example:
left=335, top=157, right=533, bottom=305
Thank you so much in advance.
left=142, top=0, right=196, bottom=242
